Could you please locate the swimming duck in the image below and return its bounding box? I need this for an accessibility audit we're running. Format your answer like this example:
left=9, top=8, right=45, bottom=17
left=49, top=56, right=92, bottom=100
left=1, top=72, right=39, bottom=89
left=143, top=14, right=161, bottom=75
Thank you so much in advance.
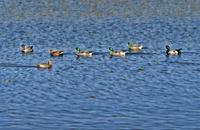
left=109, top=47, right=126, bottom=57
left=20, top=44, right=33, bottom=53
left=49, top=49, right=64, bottom=57
left=36, top=59, right=52, bottom=69
left=128, top=42, right=143, bottom=51
left=75, top=47, right=93, bottom=57
left=166, top=45, right=182, bottom=56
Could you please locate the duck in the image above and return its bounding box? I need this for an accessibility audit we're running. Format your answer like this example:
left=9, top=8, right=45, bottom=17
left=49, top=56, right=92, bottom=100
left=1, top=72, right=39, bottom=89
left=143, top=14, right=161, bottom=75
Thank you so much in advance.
left=36, top=59, right=52, bottom=69
left=128, top=42, right=143, bottom=51
left=20, top=44, right=33, bottom=53
left=49, top=49, right=64, bottom=57
left=109, top=47, right=126, bottom=57
left=75, top=47, right=93, bottom=57
left=166, top=45, right=182, bottom=56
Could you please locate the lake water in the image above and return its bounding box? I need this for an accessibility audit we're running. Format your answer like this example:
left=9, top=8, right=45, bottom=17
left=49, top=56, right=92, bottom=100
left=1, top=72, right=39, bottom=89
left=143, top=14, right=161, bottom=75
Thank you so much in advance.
left=0, top=1, right=200, bottom=129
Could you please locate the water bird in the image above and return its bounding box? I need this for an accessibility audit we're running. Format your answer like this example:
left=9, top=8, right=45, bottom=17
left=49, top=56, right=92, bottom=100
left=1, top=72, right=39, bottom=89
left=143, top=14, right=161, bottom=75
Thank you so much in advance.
left=49, top=49, right=64, bottom=57
left=75, top=47, right=93, bottom=57
left=166, top=45, right=182, bottom=56
left=20, top=44, right=33, bottom=53
left=109, top=47, right=126, bottom=57
left=36, top=59, right=52, bottom=69
left=128, top=42, right=143, bottom=52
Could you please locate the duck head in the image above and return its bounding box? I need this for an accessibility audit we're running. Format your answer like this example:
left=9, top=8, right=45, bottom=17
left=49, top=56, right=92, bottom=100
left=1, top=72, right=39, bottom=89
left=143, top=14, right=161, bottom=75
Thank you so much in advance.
left=48, top=59, right=53, bottom=65
left=166, top=45, right=171, bottom=54
left=76, top=47, right=80, bottom=52
left=109, top=47, right=114, bottom=53
left=128, top=42, right=132, bottom=48
left=166, top=45, right=170, bottom=50
left=48, top=49, right=52, bottom=53
left=20, top=44, right=25, bottom=49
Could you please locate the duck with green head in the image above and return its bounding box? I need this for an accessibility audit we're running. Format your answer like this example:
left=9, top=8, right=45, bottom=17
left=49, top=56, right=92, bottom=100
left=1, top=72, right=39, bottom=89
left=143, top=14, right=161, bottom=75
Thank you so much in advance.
left=36, top=59, right=52, bottom=69
left=76, top=47, right=93, bottom=57
left=109, top=47, right=126, bottom=57
left=166, top=45, right=182, bottom=56
left=128, top=42, right=143, bottom=52
left=20, top=44, right=33, bottom=53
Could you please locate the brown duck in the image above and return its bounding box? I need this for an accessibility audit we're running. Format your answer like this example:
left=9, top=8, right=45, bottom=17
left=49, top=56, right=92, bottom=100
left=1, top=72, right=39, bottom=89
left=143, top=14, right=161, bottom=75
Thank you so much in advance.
left=49, top=49, right=64, bottom=57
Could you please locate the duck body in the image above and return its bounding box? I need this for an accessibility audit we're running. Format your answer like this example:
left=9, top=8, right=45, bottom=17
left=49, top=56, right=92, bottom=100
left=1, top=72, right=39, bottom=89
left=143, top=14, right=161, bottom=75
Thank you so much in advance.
left=76, top=47, right=92, bottom=57
left=128, top=42, right=143, bottom=51
left=36, top=60, right=52, bottom=69
left=20, top=44, right=33, bottom=53
left=109, top=47, right=126, bottom=57
left=166, top=45, right=182, bottom=56
left=49, top=49, right=64, bottom=57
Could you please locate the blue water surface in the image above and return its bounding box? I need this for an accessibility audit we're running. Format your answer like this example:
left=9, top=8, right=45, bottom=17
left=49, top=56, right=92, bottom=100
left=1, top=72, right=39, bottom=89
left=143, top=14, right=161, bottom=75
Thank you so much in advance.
left=0, top=1, right=200, bottom=130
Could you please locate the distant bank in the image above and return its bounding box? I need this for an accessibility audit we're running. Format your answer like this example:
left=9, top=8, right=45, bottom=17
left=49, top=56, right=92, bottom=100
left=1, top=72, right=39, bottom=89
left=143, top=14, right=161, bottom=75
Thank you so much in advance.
left=0, top=0, right=199, bottom=20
